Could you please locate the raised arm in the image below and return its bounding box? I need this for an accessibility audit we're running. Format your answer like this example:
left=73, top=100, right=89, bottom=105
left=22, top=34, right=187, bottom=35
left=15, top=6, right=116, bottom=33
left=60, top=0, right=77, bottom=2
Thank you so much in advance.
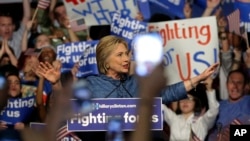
left=202, top=0, right=221, bottom=17
left=3, top=39, right=18, bottom=66
left=21, top=21, right=33, bottom=52
left=22, top=0, right=31, bottom=25
left=161, top=63, right=219, bottom=104
left=130, top=64, right=166, bottom=141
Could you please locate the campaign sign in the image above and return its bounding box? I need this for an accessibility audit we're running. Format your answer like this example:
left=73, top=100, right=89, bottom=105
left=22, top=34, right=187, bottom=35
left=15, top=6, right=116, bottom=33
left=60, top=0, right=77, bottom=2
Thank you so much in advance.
left=57, top=41, right=99, bottom=77
left=67, top=98, right=162, bottom=131
left=111, top=12, right=147, bottom=50
left=195, top=0, right=235, bottom=16
left=0, top=96, right=35, bottom=124
left=234, top=1, right=250, bottom=32
left=148, top=16, right=219, bottom=85
left=138, top=0, right=186, bottom=20
left=63, top=0, right=138, bottom=26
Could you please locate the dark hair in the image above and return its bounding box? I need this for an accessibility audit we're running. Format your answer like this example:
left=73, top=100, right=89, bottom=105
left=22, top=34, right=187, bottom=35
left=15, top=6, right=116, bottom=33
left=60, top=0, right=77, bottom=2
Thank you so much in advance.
left=227, top=69, right=247, bottom=85
left=176, top=84, right=208, bottom=115
left=149, top=13, right=172, bottom=22
left=53, top=2, right=64, bottom=16
left=0, top=12, right=13, bottom=19
left=0, top=64, right=19, bottom=76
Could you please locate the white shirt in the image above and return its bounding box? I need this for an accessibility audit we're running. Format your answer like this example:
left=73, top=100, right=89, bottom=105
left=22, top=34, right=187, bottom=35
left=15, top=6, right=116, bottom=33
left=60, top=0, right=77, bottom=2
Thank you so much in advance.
left=162, top=90, right=219, bottom=141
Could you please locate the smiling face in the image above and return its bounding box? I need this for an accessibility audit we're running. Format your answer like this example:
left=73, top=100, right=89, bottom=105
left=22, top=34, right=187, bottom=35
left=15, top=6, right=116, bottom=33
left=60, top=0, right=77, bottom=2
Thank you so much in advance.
left=7, top=75, right=21, bottom=98
left=105, top=43, right=129, bottom=78
left=227, top=72, right=245, bottom=102
left=38, top=47, right=56, bottom=64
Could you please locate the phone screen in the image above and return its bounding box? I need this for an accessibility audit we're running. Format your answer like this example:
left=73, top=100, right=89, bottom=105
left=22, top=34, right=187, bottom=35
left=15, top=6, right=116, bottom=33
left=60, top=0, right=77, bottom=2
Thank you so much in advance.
left=0, top=76, right=6, bottom=89
left=73, top=80, right=93, bottom=114
left=133, top=32, right=163, bottom=76
left=106, top=117, right=123, bottom=141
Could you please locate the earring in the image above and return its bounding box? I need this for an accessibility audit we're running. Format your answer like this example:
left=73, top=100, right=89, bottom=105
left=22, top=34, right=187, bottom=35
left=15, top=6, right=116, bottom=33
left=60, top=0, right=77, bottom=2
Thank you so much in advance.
left=106, top=64, right=110, bottom=69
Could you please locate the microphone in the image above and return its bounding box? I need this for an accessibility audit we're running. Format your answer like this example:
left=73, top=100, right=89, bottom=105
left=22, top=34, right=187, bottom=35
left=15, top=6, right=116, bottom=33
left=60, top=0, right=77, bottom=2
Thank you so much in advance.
left=120, top=74, right=126, bottom=83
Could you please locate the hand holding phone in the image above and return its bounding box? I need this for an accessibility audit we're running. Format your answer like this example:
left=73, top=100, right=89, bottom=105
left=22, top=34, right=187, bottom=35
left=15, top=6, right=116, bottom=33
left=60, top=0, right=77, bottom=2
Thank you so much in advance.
left=133, top=32, right=163, bottom=76
left=72, top=80, right=93, bottom=114
left=106, top=117, right=124, bottom=141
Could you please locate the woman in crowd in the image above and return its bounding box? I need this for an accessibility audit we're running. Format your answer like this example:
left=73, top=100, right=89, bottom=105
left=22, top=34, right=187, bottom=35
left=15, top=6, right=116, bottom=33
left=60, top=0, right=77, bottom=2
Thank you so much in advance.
left=85, top=35, right=219, bottom=104
left=162, top=77, right=219, bottom=141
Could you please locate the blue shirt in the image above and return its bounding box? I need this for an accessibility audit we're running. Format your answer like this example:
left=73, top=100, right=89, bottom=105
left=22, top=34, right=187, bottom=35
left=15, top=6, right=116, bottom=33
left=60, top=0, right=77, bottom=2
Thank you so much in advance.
left=86, top=74, right=187, bottom=104
left=217, top=95, right=250, bottom=127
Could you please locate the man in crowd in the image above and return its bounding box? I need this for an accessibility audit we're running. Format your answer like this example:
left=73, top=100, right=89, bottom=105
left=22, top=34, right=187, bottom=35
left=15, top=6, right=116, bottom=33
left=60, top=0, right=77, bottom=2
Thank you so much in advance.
left=0, top=0, right=30, bottom=58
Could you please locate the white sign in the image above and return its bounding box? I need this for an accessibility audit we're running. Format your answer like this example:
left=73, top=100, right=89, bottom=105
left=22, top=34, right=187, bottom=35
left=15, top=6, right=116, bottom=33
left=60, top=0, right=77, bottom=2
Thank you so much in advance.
left=148, top=16, right=219, bottom=85
left=63, top=0, right=138, bottom=26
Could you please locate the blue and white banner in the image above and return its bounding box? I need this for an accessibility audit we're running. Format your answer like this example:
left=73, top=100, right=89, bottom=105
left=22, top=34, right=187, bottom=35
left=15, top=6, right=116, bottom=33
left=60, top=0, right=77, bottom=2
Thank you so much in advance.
left=67, top=98, right=162, bottom=131
left=0, top=96, right=35, bottom=124
left=111, top=12, right=147, bottom=50
left=63, top=0, right=138, bottom=26
left=234, top=1, right=250, bottom=32
left=57, top=41, right=99, bottom=77
left=137, top=0, right=186, bottom=20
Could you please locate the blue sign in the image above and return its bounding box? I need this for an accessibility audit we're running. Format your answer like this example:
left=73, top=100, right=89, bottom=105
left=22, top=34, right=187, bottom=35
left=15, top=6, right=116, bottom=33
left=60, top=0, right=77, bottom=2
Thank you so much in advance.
left=234, top=1, right=250, bottom=22
left=195, top=0, right=235, bottom=16
left=57, top=41, right=99, bottom=77
left=67, top=98, right=162, bottom=131
left=111, top=12, right=147, bottom=50
left=138, top=0, right=186, bottom=20
left=0, top=96, right=35, bottom=125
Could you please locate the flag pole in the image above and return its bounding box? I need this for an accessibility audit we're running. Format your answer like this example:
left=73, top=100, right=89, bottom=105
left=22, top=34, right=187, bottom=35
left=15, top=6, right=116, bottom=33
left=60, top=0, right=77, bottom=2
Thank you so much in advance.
left=31, top=7, right=39, bottom=24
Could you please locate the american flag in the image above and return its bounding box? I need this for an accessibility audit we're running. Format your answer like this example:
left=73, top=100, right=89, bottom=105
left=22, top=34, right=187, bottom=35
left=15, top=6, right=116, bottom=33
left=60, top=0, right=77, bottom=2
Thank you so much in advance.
left=227, top=9, right=249, bottom=47
left=190, top=129, right=201, bottom=141
left=231, top=118, right=242, bottom=125
left=56, top=125, right=82, bottom=141
left=38, top=0, right=50, bottom=10
left=227, top=9, right=240, bottom=35
left=70, top=18, right=87, bottom=32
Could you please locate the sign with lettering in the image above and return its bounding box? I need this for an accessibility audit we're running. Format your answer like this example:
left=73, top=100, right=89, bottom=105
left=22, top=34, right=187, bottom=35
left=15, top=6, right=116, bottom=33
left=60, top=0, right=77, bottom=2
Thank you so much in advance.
left=63, top=0, right=138, bottom=26
left=0, top=96, right=35, bottom=124
left=56, top=41, right=99, bottom=77
left=148, top=16, right=219, bottom=85
left=111, top=12, right=147, bottom=50
left=67, top=98, right=162, bottom=131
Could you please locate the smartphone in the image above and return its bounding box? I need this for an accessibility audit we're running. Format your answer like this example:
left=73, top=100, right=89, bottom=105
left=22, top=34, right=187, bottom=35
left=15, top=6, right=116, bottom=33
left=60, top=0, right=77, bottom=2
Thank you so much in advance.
left=72, top=80, right=93, bottom=114
left=106, top=117, right=124, bottom=141
left=0, top=76, right=6, bottom=90
left=133, top=32, right=163, bottom=76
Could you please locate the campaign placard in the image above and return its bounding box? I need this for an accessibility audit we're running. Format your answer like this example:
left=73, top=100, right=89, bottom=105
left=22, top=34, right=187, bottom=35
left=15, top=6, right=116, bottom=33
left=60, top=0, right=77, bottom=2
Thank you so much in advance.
left=0, top=96, right=35, bottom=124
left=56, top=41, right=99, bottom=77
left=63, top=0, right=138, bottom=26
left=67, top=98, right=162, bottom=131
left=148, top=16, right=219, bottom=85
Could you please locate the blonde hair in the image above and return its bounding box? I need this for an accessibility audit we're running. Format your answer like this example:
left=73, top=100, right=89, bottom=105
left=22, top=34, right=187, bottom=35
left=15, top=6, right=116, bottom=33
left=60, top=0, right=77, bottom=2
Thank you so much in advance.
left=96, top=35, right=128, bottom=74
